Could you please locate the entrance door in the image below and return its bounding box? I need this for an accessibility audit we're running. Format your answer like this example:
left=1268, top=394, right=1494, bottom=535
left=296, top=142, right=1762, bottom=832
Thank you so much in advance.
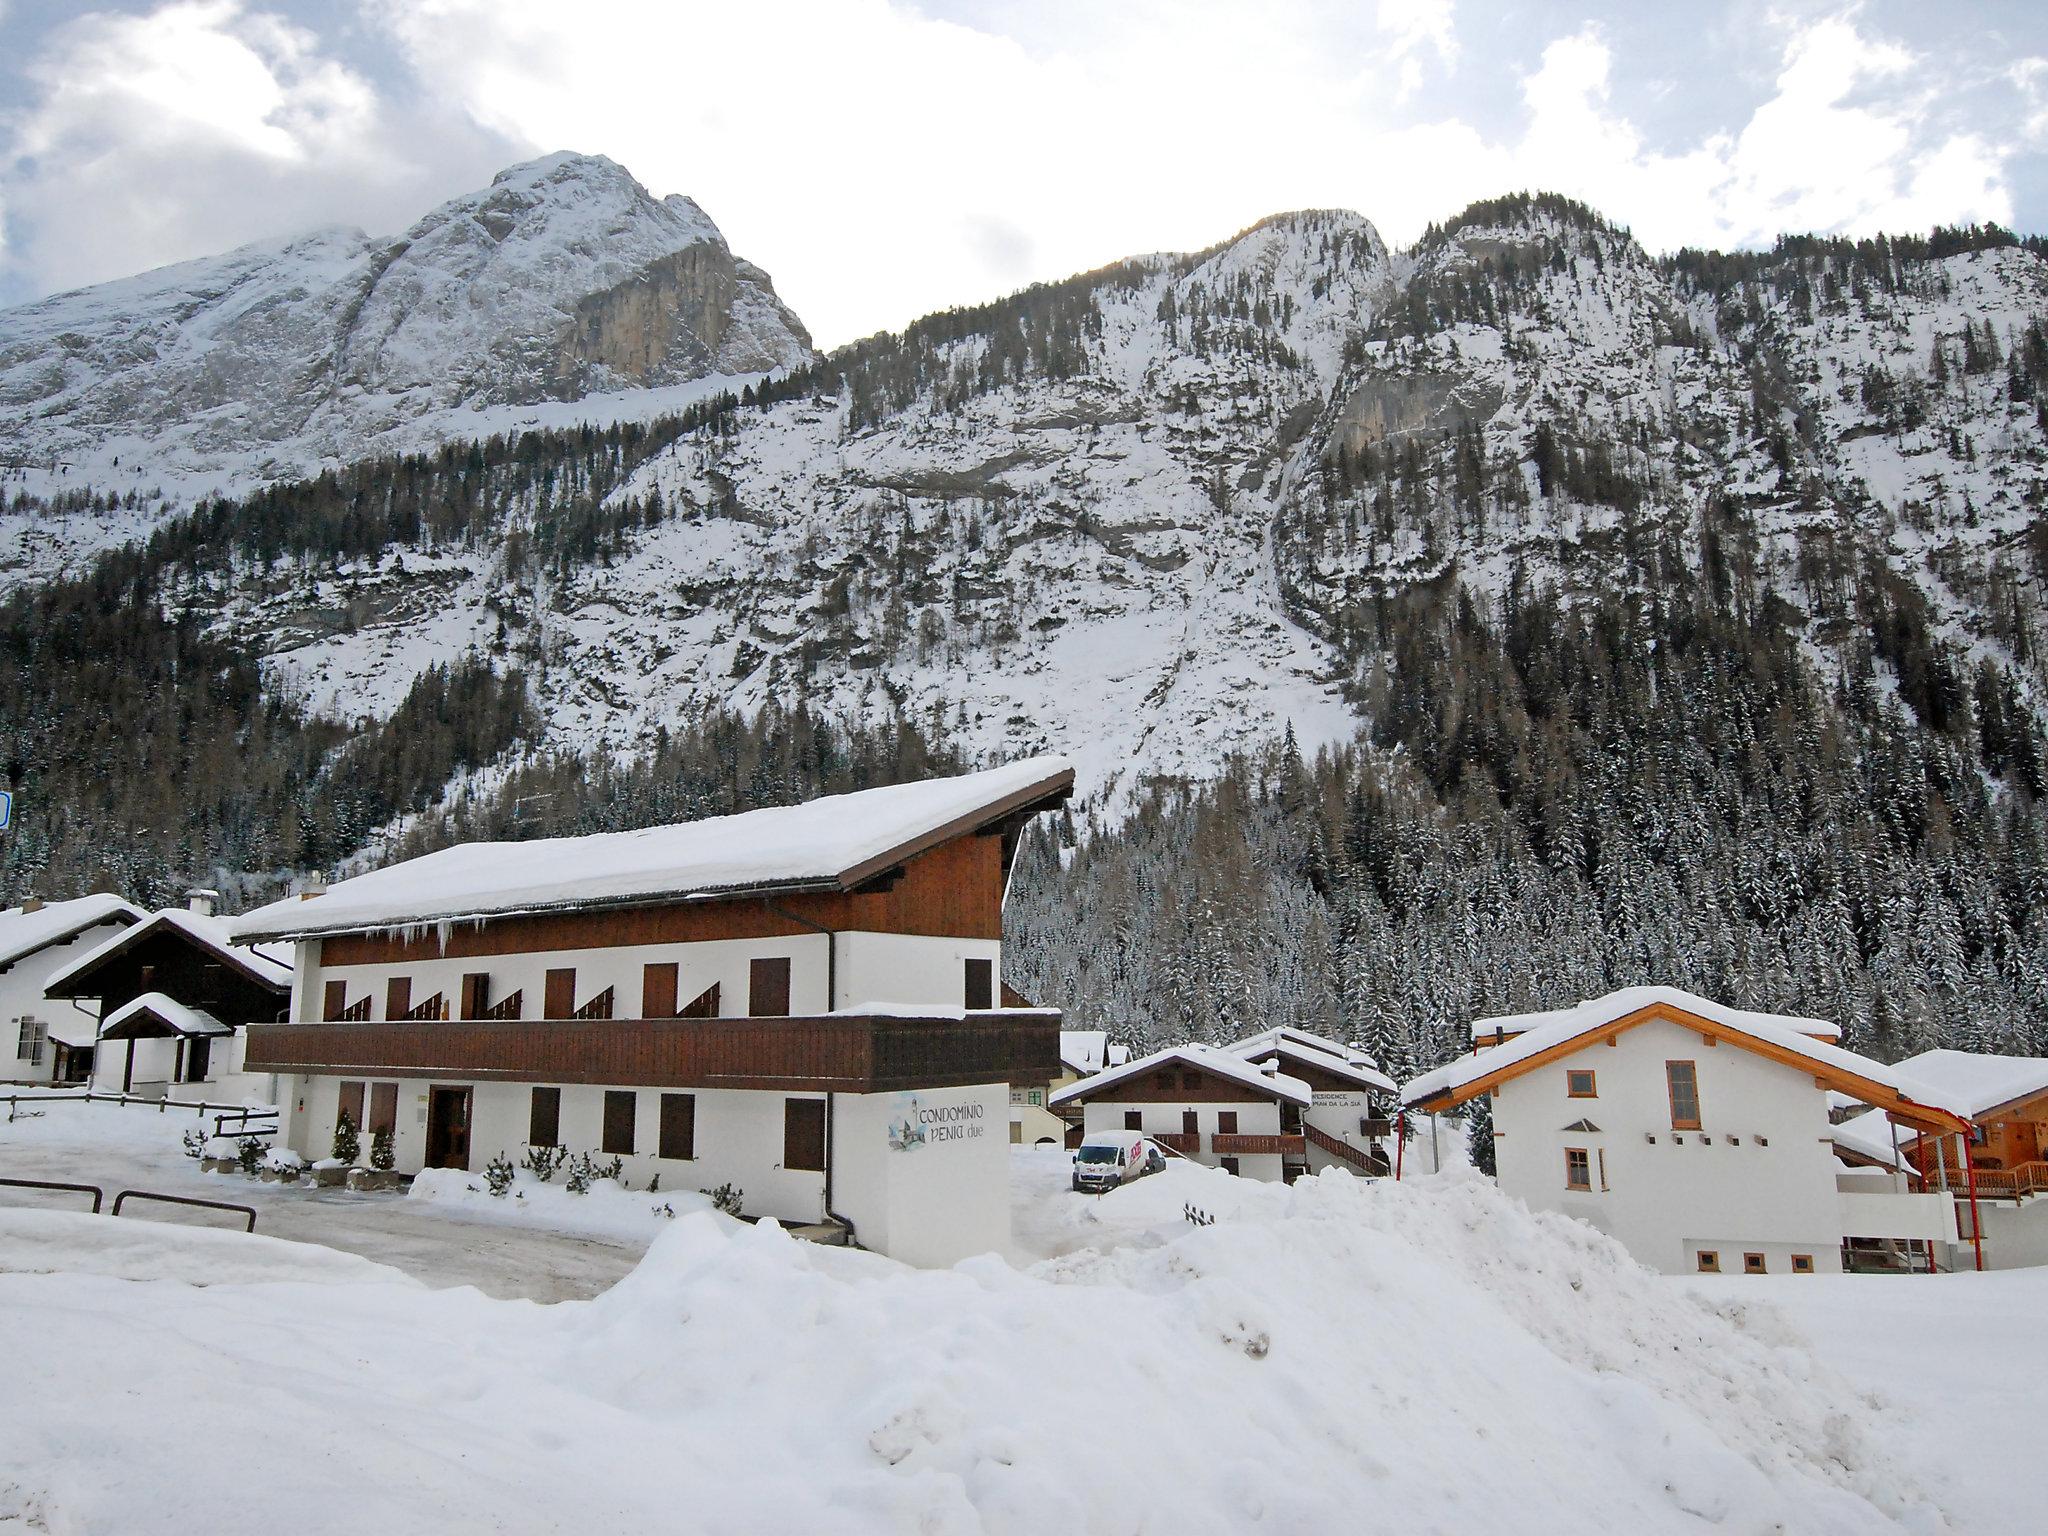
left=425, top=1087, right=472, bottom=1170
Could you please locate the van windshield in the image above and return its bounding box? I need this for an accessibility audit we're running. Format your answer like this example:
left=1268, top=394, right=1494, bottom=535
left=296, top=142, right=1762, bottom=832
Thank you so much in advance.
left=1075, top=1145, right=1121, bottom=1163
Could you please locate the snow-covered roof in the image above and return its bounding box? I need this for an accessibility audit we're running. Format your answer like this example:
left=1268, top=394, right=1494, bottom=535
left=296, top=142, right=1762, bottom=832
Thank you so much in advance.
left=100, top=992, right=230, bottom=1038
left=1060, top=1030, right=1120, bottom=1075
left=1050, top=1042, right=1313, bottom=1108
left=1469, top=986, right=1840, bottom=1042
left=1404, top=988, right=1973, bottom=1129
left=1227, top=1029, right=1395, bottom=1093
left=230, top=757, right=1074, bottom=943
left=1831, top=1108, right=1914, bottom=1171
left=0, top=894, right=146, bottom=973
left=1889, top=1049, right=2048, bottom=1121
left=46, top=907, right=292, bottom=996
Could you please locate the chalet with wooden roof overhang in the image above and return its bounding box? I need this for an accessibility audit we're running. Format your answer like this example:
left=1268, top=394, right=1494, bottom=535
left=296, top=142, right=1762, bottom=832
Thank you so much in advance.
left=1051, top=1030, right=1395, bottom=1182
left=1401, top=986, right=1980, bottom=1276
left=2, top=894, right=146, bottom=1085
left=228, top=758, right=1073, bottom=1268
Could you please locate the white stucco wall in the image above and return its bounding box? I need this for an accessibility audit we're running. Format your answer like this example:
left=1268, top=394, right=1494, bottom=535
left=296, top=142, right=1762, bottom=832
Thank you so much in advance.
left=1078, top=1098, right=1286, bottom=1183
left=1489, top=1017, right=1877, bottom=1275
left=297, top=932, right=998, bottom=1021
left=1301, top=1091, right=1385, bottom=1173
left=833, top=1082, right=1010, bottom=1267
left=1973, top=1200, right=2048, bottom=1270
left=3, top=923, right=131, bottom=1081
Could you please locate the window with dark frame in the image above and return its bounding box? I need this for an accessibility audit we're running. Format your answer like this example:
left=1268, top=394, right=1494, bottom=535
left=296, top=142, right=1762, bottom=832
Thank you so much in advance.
left=964, top=957, right=993, bottom=1011
left=749, top=956, right=792, bottom=1017
left=783, top=1097, right=826, bottom=1172
left=1220, top=1157, right=1241, bottom=1176
left=1791, top=1254, right=1815, bottom=1274
left=15, top=1017, right=45, bottom=1065
left=602, top=1090, right=636, bottom=1155
left=1564, top=1146, right=1592, bottom=1191
left=1218, top=1111, right=1239, bottom=1135
left=1743, top=1252, right=1767, bottom=1275
left=1566, top=1069, right=1597, bottom=1098
left=1696, top=1250, right=1721, bottom=1273
left=659, top=1093, right=696, bottom=1160
left=529, top=1086, right=561, bottom=1147
left=1124, top=1110, right=1143, bottom=1131
left=1666, top=1061, right=1702, bottom=1130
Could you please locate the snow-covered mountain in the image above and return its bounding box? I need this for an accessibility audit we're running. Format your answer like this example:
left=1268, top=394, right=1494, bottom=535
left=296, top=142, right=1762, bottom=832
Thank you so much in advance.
left=0, top=153, right=812, bottom=500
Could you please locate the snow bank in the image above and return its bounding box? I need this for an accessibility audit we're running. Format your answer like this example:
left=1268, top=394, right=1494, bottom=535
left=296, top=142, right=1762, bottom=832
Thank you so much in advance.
left=0, top=1209, right=414, bottom=1289
left=0, top=1165, right=1962, bottom=1533
left=408, top=1165, right=718, bottom=1243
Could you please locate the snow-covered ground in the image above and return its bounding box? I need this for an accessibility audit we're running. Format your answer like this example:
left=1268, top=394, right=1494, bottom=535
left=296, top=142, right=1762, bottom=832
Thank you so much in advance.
left=3, top=1101, right=2038, bottom=1533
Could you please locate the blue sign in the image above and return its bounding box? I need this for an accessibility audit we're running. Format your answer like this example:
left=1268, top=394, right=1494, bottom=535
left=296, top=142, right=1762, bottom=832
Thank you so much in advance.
left=0, top=791, right=11, bottom=830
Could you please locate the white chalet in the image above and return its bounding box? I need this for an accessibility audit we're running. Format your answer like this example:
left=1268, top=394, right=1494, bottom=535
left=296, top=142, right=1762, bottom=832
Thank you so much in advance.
left=1401, top=987, right=1975, bottom=1276
left=0, top=895, right=146, bottom=1084
left=228, top=758, right=1073, bottom=1267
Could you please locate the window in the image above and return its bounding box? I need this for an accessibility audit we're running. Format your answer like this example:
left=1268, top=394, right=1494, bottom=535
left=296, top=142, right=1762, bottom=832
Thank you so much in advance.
left=602, top=1090, right=636, bottom=1155
left=385, top=977, right=412, bottom=1020
left=545, top=968, right=577, bottom=1020
left=1564, top=1147, right=1592, bottom=1191
left=1124, top=1110, right=1143, bottom=1131
left=1666, top=1061, right=1702, bottom=1130
left=15, top=1017, right=45, bottom=1066
left=337, top=1080, right=366, bottom=1130
left=1566, top=1069, right=1597, bottom=1098
left=642, top=963, right=679, bottom=1019
left=783, top=1097, right=826, bottom=1172
left=1696, top=1250, right=1721, bottom=1273
left=659, top=1093, right=695, bottom=1160
left=749, top=956, right=792, bottom=1017
left=1791, top=1254, right=1815, bottom=1274
left=1181, top=1109, right=1199, bottom=1137
left=1027, top=1090, right=1043, bottom=1106
left=964, top=957, right=993, bottom=1011
left=1220, top=1157, right=1241, bottom=1176
left=368, top=1083, right=397, bottom=1137
left=459, top=972, right=490, bottom=1019
left=529, top=1086, right=561, bottom=1147
left=323, top=979, right=349, bottom=1022
left=1743, top=1252, right=1767, bottom=1275
left=1218, top=1111, right=1239, bottom=1135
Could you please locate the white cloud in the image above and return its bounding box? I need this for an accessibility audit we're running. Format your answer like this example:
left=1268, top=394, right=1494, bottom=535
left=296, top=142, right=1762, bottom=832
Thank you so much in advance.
left=0, top=1, right=2025, bottom=338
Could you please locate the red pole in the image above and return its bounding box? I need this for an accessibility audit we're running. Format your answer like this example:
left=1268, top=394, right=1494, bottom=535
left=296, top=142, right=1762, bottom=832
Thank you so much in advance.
left=1961, top=1129, right=1985, bottom=1273
left=1394, top=1109, right=1406, bottom=1181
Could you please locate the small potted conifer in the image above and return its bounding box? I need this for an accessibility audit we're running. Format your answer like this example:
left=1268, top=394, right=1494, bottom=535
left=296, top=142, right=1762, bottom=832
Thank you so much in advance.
left=311, top=1108, right=358, bottom=1187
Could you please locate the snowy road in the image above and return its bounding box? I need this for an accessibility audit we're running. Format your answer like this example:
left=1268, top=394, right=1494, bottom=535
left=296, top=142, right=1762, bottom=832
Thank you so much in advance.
left=0, top=1101, right=645, bottom=1299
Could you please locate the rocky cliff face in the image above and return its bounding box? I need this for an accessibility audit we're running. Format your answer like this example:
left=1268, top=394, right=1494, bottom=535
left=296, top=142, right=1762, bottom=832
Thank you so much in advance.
left=0, top=153, right=812, bottom=490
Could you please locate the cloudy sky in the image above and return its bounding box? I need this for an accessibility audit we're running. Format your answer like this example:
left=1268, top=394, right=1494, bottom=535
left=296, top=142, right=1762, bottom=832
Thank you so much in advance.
left=0, top=0, right=2043, bottom=347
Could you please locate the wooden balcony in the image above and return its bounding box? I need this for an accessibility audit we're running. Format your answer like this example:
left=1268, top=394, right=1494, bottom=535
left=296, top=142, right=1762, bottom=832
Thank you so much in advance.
left=1212, top=1133, right=1306, bottom=1157
left=1961, top=1160, right=2048, bottom=1201
left=1154, top=1132, right=1200, bottom=1157
left=243, top=1010, right=1061, bottom=1094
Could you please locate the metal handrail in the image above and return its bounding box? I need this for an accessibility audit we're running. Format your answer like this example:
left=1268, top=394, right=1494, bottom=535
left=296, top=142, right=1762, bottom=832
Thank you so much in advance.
left=4, top=1090, right=279, bottom=1121
left=0, top=1176, right=104, bottom=1213
left=110, top=1190, right=257, bottom=1233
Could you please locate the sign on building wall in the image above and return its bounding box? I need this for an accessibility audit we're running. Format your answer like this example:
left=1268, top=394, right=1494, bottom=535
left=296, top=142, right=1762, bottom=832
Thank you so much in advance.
left=887, top=1092, right=989, bottom=1153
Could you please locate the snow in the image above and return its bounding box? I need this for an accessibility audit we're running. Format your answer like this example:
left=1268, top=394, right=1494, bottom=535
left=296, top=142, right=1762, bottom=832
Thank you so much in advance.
left=0, top=1208, right=414, bottom=1288
left=0, top=893, right=145, bottom=969
left=1057, top=1029, right=1118, bottom=1074
left=1227, top=1028, right=1396, bottom=1093
left=1888, top=1048, right=2048, bottom=1120
left=1049, top=1041, right=1314, bottom=1107
left=98, top=991, right=230, bottom=1037
left=408, top=1165, right=719, bottom=1244
left=46, top=906, right=292, bottom=993
left=0, top=1150, right=2003, bottom=1534
left=230, top=756, right=1071, bottom=940
left=1410, top=985, right=1973, bottom=1123
left=1832, top=1108, right=1915, bottom=1171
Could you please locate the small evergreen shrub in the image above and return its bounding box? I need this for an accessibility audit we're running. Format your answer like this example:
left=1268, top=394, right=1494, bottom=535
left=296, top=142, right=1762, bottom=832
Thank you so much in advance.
left=181, top=1128, right=205, bottom=1159
left=235, top=1135, right=265, bottom=1175
left=370, top=1126, right=395, bottom=1172
left=702, top=1182, right=744, bottom=1218
left=332, top=1108, right=360, bottom=1166
left=484, top=1152, right=515, bottom=1198
left=521, top=1144, right=567, bottom=1181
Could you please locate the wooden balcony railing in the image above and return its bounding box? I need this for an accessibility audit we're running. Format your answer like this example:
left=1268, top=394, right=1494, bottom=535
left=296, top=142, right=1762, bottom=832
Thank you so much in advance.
left=329, top=996, right=371, bottom=1022
left=478, top=990, right=523, bottom=1021
left=1212, top=1133, right=1306, bottom=1157
left=1965, top=1160, right=2048, bottom=1201
left=1153, top=1132, right=1200, bottom=1157
left=243, top=1010, right=1061, bottom=1094
left=400, top=993, right=448, bottom=1022
left=1304, top=1121, right=1386, bottom=1174
left=572, top=987, right=615, bottom=1021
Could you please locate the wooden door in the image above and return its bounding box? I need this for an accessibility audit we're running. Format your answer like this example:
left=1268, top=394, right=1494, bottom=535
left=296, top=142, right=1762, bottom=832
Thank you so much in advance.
left=385, top=976, right=412, bottom=1020
left=784, top=1097, right=826, bottom=1172
left=426, top=1087, right=472, bottom=1170
left=964, top=957, right=993, bottom=1010
left=545, top=968, right=576, bottom=1020
left=750, top=957, right=792, bottom=1017
left=642, top=962, right=679, bottom=1019
left=1181, top=1109, right=1199, bottom=1137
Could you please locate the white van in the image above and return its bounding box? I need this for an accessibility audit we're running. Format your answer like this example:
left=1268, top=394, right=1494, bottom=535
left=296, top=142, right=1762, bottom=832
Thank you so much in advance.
left=1071, top=1129, right=1166, bottom=1193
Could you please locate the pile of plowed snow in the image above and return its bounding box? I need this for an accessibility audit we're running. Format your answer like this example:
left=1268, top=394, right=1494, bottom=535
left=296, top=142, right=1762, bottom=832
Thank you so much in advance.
left=0, top=1166, right=1955, bottom=1534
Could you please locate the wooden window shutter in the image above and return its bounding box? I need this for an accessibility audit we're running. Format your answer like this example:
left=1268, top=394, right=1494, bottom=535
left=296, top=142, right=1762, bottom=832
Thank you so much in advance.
left=368, top=1083, right=397, bottom=1136
left=528, top=1086, right=561, bottom=1147
left=460, top=972, right=489, bottom=1019
left=384, top=977, right=411, bottom=1021
left=323, top=979, right=348, bottom=1021
left=602, top=1090, right=636, bottom=1155
left=1124, top=1110, right=1143, bottom=1131
left=337, top=1080, right=365, bottom=1130
left=783, top=1097, right=825, bottom=1172
left=679, top=982, right=720, bottom=1019
left=642, top=963, right=679, bottom=1019
left=660, top=1093, right=696, bottom=1160
left=750, top=957, right=792, bottom=1018
left=964, top=957, right=993, bottom=1011
left=545, top=968, right=576, bottom=1020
